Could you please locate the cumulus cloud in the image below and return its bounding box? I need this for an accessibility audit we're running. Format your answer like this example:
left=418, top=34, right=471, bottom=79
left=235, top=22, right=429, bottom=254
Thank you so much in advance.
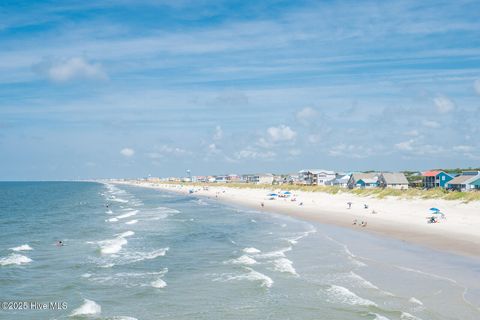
left=474, top=80, right=480, bottom=95
left=147, top=145, right=190, bottom=158
left=296, top=107, right=317, bottom=125
left=266, top=125, right=297, bottom=142
left=395, top=139, right=414, bottom=151
left=234, top=147, right=276, bottom=160
left=328, top=144, right=376, bottom=159
left=433, top=95, right=455, bottom=113
left=35, top=57, right=107, bottom=83
left=120, top=148, right=135, bottom=157
left=394, top=138, right=445, bottom=155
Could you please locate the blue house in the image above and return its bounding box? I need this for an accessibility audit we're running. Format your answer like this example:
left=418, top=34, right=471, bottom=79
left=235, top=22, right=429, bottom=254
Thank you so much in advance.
left=422, top=170, right=454, bottom=188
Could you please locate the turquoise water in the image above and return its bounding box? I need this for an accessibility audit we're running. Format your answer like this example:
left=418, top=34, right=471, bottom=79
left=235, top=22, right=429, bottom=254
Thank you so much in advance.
left=1, top=182, right=479, bottom=320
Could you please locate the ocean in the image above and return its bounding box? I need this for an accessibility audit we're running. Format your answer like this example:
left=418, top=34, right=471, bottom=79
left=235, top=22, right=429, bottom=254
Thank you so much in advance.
left=0, top=181, right=479, bottom=320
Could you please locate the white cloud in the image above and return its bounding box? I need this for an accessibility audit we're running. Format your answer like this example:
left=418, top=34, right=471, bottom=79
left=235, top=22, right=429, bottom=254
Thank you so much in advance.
left=296, top=107, right=317, bottom=124
left=266, top=125, right=297, bottom=142
left=395, top=139, right=414, bottom=151
left=120, top=148, right=135, bottom=157
left=404, top=129, right=419, bottom=137
left=453, top=145, right=473, bottom=153
left=234, top=147, right=276, bottom=160
left=422, top=120, right=440, bottom=128
left=474, top=79, right=480, bottom=95
left=37, top=57, right=107, bottom=83
left=147, top=145, right=190, bottom=158
left=433, top=95, right=455, bottom=113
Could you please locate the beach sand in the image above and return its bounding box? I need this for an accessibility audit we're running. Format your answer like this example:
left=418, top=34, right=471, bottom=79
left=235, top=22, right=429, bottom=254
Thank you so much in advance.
left=114, top=181, right=480, bottom=258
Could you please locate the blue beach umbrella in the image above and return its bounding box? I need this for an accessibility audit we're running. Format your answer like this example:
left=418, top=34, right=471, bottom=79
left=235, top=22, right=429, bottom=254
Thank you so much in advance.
left=430, top=208, right=440, bottom=212
left=283, top=191, right=292, bottom=195
left=268, top=193, right=278, bottom=196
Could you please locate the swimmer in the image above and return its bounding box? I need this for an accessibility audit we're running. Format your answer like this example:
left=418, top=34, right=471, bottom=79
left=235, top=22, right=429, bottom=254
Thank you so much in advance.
left=56, top=240, right=64, bottom=247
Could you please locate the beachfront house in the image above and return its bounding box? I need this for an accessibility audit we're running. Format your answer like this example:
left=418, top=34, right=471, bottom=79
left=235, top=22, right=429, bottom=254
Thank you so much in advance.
left=298, top=169, right=336, bottom=186
left=347, top=173, right=379, bottom=189
left=242, top=173, right=274, bottom=184
left=326, top=174, right=351, bottom=188
left=422, top=170, right=454, bottom=189
left=226, top=174, right=241, bottom=182
left=446, top=171, right=480, bottom=191
left=378, top=172, right=409, bottom=190
left=214, top=175, right=228, bottom=183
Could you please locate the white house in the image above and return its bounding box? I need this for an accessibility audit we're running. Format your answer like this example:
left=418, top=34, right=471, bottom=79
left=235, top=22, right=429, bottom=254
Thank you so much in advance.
left=447, top=171, right=480, bottom=191
left=242, top=173, right=274, bottom=185
left=298, top=169, right=336, bottom=186
left=377, top=172, right=409, bottom=189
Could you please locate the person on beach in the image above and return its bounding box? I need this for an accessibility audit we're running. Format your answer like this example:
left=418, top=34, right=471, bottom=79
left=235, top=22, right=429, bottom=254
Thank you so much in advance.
left=364, top=204, right=368, bottom=209
left=347, top=202, right=352, bottom=209
left=261, top=202, right=264, bottom=208
left=353, top=219, right=357, bottom=225
left=360, top=221, right=367, bottom=227
left=56, top=240, right=64, bottom=247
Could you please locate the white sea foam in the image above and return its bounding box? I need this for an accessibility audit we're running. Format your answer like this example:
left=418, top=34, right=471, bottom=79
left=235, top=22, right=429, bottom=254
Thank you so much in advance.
left=286, top=228, right=317, bottom=245
left=348, top=271, right=379, bottom=289
left=243, top=247, right=261, bottom=254
left=116, top=210, right=139, bottom=220
left=112, top=317, right=138, bottom=320
left=326, top=285, right=377, bottom=307
left=372, top=313, right=391, bottom=320
left=10, top=244, right=33, bottom=251
left=228, top=255, right=257, bottom=265
left=272, top=258, right=298, bottom=276
left=111, top=197, right=129, bottom=203
left=99, top=231, right=134, bottom=254
left=126, top=248, right=169, bottom=263
left=256, top=247, right=292, bottom=259
left=243, top=268, right=273, bottom=288
left=125, top=219, right=138, bottom=225
left=409, top=297, right=423, bottom=306
left=106, top=209, right=113, bottom=214
left=0, top=253, right=32, bottom=266
left=400, top=312, right=423, bottom=320
left=81, top=273, right=92, bottom=278
left=70, top=299, right=101, bottom=316
left=108, top=217, right=119, bottom=222
left=151, top=278, right=167, bottom=288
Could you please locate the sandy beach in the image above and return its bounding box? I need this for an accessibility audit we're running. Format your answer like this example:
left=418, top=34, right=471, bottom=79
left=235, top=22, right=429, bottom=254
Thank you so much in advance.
left=115, top=181, right=480, bottom=258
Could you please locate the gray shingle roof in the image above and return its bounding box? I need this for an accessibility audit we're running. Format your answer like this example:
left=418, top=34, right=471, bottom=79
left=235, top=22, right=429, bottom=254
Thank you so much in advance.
left=380, top=172, right=408, bottom=185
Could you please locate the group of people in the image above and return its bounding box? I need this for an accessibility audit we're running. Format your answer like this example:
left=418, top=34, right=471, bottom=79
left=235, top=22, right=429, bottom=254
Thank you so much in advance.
left=352, top=219, right=368, bottom=227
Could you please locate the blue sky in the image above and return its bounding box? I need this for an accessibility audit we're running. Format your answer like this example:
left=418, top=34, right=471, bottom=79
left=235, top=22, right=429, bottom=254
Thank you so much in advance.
left=1, top=0, right=479, bottom=179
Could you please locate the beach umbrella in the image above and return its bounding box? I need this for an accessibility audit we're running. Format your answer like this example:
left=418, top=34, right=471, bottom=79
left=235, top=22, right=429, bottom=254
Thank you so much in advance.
left=283, top=191, right=292, bottom=194
left=268, top=193, right=278, bottom=196
left=429, top=208, right=440, bottom=212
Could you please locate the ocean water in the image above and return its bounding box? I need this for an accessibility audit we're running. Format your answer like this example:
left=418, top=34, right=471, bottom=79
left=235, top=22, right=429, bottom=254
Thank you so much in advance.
left=1, top=182, right=480, bottom=320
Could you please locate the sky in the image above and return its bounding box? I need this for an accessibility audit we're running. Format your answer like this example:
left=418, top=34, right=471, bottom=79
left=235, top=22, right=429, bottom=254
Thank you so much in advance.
left=1, top=0, right=479, bottom=180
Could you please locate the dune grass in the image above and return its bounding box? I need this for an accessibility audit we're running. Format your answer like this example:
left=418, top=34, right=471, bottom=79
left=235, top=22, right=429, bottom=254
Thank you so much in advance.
left=157, top=181, right=480, bottom=202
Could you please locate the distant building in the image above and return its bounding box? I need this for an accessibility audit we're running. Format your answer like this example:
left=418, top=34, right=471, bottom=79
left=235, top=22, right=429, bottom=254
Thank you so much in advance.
left=447, top=171, right=480, bottom=191
left=226, top=174, right=241, bottom=182
left=328, top=174, right=351, bottom=188
left=347, top=173, right=379, bottom=189
left=378, top=172, right=409, bottom=189
left=298, top=169, right=336, bottom=186
left=214, top=175, right=228, bottom=183
left=242, top=173, right=274, bottom=184
left=422, top=170, right=454, bottom=188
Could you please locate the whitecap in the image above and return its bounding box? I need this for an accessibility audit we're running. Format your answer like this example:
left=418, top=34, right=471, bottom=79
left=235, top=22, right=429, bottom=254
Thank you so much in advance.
left=400, top=312, right=423, bottom=320
left=108, top=217, right=119, bottom=222
left=228, top=255, right=257, bottom=265
left=112, top=317, right=138, bottom=320
left=125, top=219, right=138, bottom=225
left=243, top=267, right=273, bottom=288
left=98, top=231, right=134, bottom=254
left=111, top=197, right=129, bottom=203
left=81, top=273, right=92, bottom=278
left=409, top=297, right=423, bottom=306
left=256, top=247, right=292, bottom=259
left=106, top=209, right=113, bottom=214
left=272, top=258, right=298, bottom=276
left=348, top=271, right=379, bottom=289
left=116, top=210, right=139, bottom=220
left=0, top=253, right=32, bottom=266
left=372, top=313, right=391, bottom=320
left=10, top=244, right=33, bottom=252
left=70, top=299, right=101, bottom=316
left=243, top=247, right=261, bottom=254
left=151, top=278, right=167, bottom=288
left=326, top=285, right=377, bottom=307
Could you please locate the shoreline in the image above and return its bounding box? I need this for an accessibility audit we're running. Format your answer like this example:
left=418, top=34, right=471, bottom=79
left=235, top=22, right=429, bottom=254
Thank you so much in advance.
left=112, top=181, right=480, bottom=259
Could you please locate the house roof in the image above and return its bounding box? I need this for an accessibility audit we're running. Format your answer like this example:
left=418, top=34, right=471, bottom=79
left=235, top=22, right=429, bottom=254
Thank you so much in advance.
left=423, top=170, right=442, bottom=177
left=299, top=169, right=335, bottom=175
left=358, top=178, right=378, bottom=184
left=448, top=174, right=480, bottom=185
left=380, top=172, right=409, bottom=185
left=350, top=173, right=378, bottom=182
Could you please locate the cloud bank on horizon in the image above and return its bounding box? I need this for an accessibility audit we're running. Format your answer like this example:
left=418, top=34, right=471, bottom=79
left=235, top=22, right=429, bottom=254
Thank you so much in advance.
left=0, top=0, right=479, bottom=179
